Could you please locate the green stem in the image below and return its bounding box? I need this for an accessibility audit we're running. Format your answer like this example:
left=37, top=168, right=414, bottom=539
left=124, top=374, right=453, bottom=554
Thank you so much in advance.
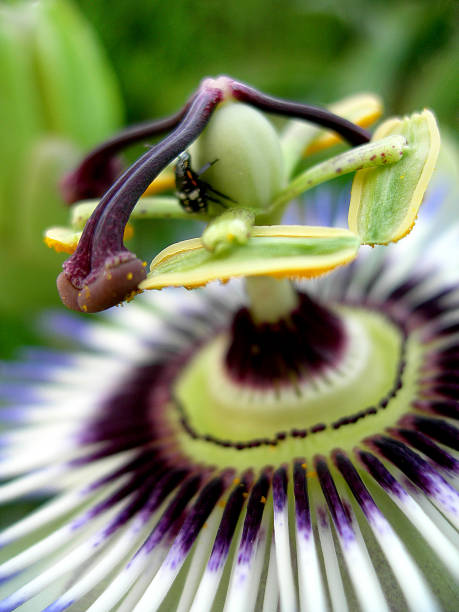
left=271, top=135, right=408, bottom=211
left=245, top=276, right=299, bottom=323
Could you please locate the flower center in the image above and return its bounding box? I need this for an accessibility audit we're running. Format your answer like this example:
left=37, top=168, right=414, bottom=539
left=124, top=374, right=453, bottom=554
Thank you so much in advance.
left=166, top=292, right=421, bottom=470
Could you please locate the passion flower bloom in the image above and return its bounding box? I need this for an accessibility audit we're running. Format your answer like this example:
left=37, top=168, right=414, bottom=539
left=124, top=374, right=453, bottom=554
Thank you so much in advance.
left=1, top=76, right=458, bottom=611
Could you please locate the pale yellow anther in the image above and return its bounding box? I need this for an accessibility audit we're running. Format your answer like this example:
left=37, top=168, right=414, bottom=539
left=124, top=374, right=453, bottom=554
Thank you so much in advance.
left=304, top=93, right=383, bottom=156
left=142, top=169, right=175, bottom=196
left=44, top=224, right=133, bottom=255
left=44, top=228, right=81, bottom=254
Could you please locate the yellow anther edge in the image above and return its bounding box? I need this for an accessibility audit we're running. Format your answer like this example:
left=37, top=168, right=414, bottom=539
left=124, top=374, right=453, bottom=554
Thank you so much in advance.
left=44, top=235, right=77, bottom=255
left=44, top=223, right=134, bottom=255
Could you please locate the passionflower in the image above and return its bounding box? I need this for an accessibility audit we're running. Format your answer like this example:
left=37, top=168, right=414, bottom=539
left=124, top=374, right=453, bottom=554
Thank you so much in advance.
left=1, top=76, right=457, bottom=611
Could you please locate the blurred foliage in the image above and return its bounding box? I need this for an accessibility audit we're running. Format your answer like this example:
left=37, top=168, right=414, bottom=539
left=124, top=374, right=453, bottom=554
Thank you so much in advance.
left=74, top=0, right=458, bottom=129
left=0, top=0, right=123, bottom=355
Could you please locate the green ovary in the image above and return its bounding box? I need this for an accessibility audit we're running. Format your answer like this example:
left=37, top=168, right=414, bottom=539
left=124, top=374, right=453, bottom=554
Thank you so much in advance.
left=170, top=306, right=424, bottom=471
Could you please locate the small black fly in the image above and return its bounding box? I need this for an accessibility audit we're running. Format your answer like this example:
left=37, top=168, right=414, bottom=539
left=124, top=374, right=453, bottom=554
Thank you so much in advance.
left=175, top=151, right=236, bottom=213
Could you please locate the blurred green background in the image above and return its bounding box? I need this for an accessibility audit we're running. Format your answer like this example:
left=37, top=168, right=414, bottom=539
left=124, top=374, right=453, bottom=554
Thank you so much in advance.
left=74, top=0, right=458, bottom=125
left=0, top=0, right=458, bottom=356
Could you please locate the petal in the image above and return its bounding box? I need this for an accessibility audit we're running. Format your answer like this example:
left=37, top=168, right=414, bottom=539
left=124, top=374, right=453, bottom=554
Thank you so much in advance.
left=140, top=226, right=361, bottom=289
left=348, top=109, right=440, bottom=245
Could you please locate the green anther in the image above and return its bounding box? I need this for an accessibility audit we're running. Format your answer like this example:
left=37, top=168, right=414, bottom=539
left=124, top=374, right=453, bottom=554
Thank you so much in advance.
left=141, top=226, right=360, bottom=290
left=349, top=110, right=440, bottom=245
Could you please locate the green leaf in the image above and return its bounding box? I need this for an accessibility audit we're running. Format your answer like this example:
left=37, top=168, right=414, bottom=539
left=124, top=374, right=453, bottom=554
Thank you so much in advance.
left=31, top=0, right=123, bottom=147
left=140, top=225, right=360, bottom=289
left=348, top=109, right=440, bottom=245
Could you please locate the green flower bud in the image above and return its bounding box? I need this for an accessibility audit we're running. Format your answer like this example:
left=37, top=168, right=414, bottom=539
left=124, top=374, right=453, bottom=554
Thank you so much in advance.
left=190, top=102, right=286, bottom=210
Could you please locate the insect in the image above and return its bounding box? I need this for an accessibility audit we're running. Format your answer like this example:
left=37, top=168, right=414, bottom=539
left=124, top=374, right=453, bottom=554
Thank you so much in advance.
left=174, top=151, right=236, bottom=213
